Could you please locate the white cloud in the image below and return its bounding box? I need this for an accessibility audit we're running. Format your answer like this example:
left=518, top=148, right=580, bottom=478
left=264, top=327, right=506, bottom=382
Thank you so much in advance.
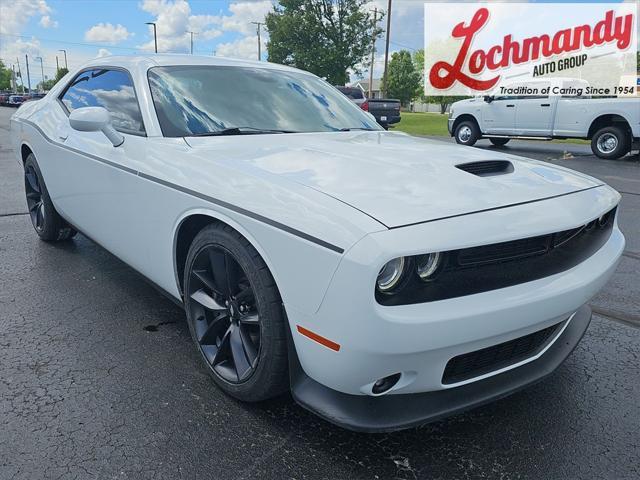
left=85, top=23, right=132, bottom=44
left=137, top=1, right=272, bottom=53
left=138, top=0, right=223, bottom=53
left=216, top=35, right=265, bottom=60
left=221, top=1, right=273, bottom=35
left=96, top=48, right=112, bottom=58
left=0, top=0, right=51, bottom=34
left=39, top=15, right=58, bottom=28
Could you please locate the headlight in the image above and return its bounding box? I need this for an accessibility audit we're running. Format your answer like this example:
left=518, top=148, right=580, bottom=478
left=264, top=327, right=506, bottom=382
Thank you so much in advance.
left=376, top=257, right=406, bottom=293
left=416, top=252, right=442, bottom=280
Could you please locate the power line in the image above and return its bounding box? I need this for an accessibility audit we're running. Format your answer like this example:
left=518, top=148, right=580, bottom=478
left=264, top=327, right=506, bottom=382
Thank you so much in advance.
left=0, top=33, right=140, bottom=51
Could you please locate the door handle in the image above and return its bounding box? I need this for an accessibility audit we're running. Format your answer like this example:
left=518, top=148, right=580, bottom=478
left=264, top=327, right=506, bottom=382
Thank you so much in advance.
left=506, top=104, right=515, bottom=107
left=540, top=103, right=551, bottom=107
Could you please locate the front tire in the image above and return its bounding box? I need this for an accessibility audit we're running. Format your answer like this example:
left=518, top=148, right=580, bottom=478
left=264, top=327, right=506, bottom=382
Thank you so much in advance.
left=24, top=153, right=76, bottom=242
left=591, top=126, right=630, bottom=160
left=454, top=120, right=480, bottom=146
left=183, top=223, right=289, bottom=402
left=489, top=138, right=510, bottom=147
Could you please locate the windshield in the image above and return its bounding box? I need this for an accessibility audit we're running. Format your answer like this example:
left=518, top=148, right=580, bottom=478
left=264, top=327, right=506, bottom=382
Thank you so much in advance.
left=147, top=65, right=381, bottom=137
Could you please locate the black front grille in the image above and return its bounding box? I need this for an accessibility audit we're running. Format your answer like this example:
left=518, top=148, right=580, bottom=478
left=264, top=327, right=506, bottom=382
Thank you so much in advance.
left=456, top=160, right=514, bottom=177
left=377, top=206, right=617, bottom=306
left=442, top=322, right=562, bottom=385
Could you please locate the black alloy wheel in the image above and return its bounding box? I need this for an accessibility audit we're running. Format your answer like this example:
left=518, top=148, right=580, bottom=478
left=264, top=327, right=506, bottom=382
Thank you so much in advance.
left=25, top=164, right=45, bottom=233
left=187, top=245, right=262, bottom=384
left=23, top=153, right=76, bottom=242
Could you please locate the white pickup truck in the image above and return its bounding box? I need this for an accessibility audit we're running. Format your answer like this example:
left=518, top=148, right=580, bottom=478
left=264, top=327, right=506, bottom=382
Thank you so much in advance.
left=448, top=95, right=640, bottom=159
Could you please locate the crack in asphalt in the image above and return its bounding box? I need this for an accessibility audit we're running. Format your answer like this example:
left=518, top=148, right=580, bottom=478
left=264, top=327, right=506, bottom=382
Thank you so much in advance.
left=622, top=250, right=640, bottom=261
left=590, top=306, right=640, bottom=328
left=0, top=212, right=28, bottom=218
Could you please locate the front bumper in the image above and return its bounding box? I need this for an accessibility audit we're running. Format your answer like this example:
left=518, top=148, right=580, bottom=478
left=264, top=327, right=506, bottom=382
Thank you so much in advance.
left=290, top=304, right=591, bottom=432
left=447, top=117, right=454, bottom=135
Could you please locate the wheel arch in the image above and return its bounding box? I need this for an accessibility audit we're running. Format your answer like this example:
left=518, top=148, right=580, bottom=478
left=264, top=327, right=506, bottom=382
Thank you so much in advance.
left=587, top=114, right=632, bottom=139
left=172, top=209, right=284, bottom=303
left=20, top=142, right=35, bottom=164
left=452, top=114, right=480, bottom=136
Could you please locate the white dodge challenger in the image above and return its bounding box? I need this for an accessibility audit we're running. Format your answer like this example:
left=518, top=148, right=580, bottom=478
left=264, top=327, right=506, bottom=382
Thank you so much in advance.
left=10, top=55, right=625, bottom=432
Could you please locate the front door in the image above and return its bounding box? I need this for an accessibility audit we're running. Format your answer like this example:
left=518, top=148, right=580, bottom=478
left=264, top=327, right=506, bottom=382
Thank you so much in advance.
left=515, top=97, right=555, bottom=136
left=481, top=97, right=517, bottom=134
left=49, top=67, right=152, bottom=273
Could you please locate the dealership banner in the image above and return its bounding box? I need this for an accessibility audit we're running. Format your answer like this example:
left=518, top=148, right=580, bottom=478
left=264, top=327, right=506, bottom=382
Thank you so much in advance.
left=424, top=2, right=638, bottom=97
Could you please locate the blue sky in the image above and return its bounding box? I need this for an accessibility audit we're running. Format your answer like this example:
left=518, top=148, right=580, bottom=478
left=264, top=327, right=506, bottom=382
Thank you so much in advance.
left=0, top=0, right=634, bottom=87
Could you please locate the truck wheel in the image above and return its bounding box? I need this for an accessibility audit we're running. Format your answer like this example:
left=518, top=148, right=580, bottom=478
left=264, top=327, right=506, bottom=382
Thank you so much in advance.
left=591, top=126, right=630, bottom=160
left=489, top=138, right=510, bottom=147
left=455, top=121, right=480, bottom=146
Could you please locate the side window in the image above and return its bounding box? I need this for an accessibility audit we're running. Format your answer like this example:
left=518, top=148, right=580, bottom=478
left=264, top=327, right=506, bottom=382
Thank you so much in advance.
left=60, top=68, right=145, bottom=134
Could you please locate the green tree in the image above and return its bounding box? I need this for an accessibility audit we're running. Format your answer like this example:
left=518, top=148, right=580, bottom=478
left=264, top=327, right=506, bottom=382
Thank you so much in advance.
left=266, top=0, right=383, bottom=85
left=37, top=79, right=57, bottom=91
left=385, top=50, right=421, bottom=107
left=35, top=68, right=69, bottom=92
left=414, top=48, right=465, bottom=114
left=0, top=61, right=13, bottom=90
left=55, top=67, right=69, bottom=82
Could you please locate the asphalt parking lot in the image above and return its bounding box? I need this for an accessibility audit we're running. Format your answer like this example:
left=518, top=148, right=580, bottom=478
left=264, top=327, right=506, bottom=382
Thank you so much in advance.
left=1, top=105, right=638, bottom=479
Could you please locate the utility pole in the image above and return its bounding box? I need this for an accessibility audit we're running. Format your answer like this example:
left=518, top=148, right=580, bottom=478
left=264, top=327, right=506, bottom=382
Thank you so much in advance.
left=59, top=49, right=68, bottom=69
left=35, top=57, right=45, bottom=91
left=382, top=0, right=392, bottom=97
left=146, top=22, right=158, bottom=53
left=25, top=54, right=32, bottom=94
left=56, top=55, right=59, bottom=75
left=188, top=31, right=197, bottom=54
left=368, top=8, right=378, bottom=98
left=250, top=22, right=265, bottom=61
left=16, top=57, right=24, bottom=93
left=11, top=65, right=17, bottom=92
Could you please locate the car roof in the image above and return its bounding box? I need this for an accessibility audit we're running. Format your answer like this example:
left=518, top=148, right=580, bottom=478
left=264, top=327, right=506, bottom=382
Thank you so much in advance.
left=81, top=54, right=308, bottom=75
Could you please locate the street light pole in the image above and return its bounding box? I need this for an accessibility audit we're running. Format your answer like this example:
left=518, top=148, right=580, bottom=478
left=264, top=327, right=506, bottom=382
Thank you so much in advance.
left=250, top=22, right=265, bottom=61
left=187, top=31, right=198, bottom=54
left=58, top=49, right=68, bottom=69
left=146, top=22, right=158, bottom=53
left=368, top=8, right=378, bottom=98
left=25, top=54, right=32, bottom=94
left=35, top=56, right=45, bottom=91
left=56, top=55, right=59, bottom=75
left=382, top=0, right=392, bottom=97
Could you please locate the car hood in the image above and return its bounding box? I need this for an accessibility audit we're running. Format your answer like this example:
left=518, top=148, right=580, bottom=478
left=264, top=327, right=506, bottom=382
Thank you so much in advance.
left=186, top=132, right=602, bottom=228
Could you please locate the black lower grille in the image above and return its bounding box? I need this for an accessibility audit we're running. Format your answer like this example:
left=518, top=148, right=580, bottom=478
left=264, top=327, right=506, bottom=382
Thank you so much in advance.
left=442, top=322, right=562, bottom=385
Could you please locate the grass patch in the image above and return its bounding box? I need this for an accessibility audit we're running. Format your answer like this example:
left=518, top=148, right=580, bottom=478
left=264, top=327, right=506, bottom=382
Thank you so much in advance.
left=393, top=112, right=449, bottom=137
left=393, top=111, right=590, bottom=145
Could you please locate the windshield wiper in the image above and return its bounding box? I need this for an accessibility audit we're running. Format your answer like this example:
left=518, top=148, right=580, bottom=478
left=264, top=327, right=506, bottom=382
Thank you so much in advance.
left=191, top=127, right=298, bottom=136
left=338, top=127, right=378, bottom=132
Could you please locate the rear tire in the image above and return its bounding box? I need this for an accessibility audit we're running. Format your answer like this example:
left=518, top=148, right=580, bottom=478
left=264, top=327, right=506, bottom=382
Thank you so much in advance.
left=183, top=223, right=289, bottom=402
left=489, top=138, right=510, bottom=147
left=591, top=126, right=630, bottom=160
left=454, top=120, right=480, bottom=146
left=24, top=153, right=77, bottom=242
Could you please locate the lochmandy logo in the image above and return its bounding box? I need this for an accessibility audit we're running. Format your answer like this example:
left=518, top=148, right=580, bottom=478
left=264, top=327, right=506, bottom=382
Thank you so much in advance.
left=429, top=7, right=635, bottom=92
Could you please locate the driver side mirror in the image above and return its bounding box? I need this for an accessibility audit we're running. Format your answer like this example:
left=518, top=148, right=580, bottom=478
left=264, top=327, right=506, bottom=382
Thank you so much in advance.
left=483, top=95, right=494, bottom=103
left=69, top=106, right=124, bottom=147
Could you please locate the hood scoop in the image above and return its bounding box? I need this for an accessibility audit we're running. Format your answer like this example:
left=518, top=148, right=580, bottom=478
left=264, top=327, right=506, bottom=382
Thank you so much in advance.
left=456, top=160, right=514, bottom=177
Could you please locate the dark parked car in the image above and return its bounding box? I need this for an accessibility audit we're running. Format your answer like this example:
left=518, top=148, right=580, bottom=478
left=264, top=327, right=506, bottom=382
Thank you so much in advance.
left=334, top=86, right=367, bottom=109
left=7, top=95, right=26, bottom=107
left=363, top=98, right=401, bottom=129
left=334, top=86, right=401, bottom=129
